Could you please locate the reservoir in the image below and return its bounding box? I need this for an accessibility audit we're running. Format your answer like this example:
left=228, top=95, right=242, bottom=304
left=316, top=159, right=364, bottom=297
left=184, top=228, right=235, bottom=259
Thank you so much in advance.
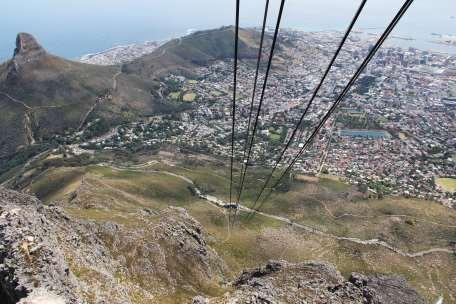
left=339, top=129, right=391, bottom=139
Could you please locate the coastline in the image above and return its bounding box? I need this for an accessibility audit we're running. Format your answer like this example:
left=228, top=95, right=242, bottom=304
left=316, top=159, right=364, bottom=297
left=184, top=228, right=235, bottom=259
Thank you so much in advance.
left=78, top=29, right=198, bottom=65
left=77, top=28, right=456, bottom=66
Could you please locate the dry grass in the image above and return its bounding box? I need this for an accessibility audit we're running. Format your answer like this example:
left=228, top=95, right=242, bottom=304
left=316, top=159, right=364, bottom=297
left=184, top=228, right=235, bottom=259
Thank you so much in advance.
left=24, top=160, right=456, bottom=303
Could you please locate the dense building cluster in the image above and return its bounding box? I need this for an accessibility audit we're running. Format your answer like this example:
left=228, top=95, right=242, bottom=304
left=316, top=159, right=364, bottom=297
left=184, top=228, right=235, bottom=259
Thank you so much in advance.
left=77, top=30, right=456, bottom=206
left=80, top=41, right=160, bottom=65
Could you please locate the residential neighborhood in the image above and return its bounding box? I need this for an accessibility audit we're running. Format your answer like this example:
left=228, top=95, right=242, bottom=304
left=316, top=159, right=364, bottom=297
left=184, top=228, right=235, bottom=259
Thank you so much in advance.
left=71, top=30, right=455, bottom=206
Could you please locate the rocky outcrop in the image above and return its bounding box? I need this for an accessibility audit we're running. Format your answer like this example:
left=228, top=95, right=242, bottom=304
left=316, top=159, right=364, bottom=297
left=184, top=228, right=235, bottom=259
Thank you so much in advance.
left=8, top=33, right=46, bottom=77
left=349, top=273, right=426, bottom=304
left=0, top=188, right=227, bottom=303
left=98, top=207, right=227, bottom=297
left=0, top=188, right=80, bottom=304
left=200, top=260, right=425, bottom=304
left=14, top=33, right=46, bottom=61
left=17, top=288, right=66, bottom=304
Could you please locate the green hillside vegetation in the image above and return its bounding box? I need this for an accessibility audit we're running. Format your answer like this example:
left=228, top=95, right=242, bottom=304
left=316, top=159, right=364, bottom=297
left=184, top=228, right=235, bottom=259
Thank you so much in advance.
left=0, top=27, right=273, bottom=165
left=436, top=177, right=456, bottom=193
left=17, top=151, right=456, bottom=302
left=267, top=126, right=287, bottom=145
left=0, top=33, right=165, bottom=161
left=123, top=27, right=264, bottom=81
left=168, top=92, right=180, bottom=100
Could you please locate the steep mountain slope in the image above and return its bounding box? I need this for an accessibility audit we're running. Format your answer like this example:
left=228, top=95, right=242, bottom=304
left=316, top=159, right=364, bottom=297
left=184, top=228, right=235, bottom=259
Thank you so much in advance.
left=6, top=147, right=454, bottom=301
left=122, top=26, right=263, bottom=80
left=0, top=187, right=426, bottom=304
left=0, top=33, right=162, bottom=160
left=0, top=27, right=266, bottom=164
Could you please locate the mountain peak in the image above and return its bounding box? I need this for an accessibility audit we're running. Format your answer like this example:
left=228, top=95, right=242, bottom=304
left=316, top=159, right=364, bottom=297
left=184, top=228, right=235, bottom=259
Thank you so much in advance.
left=6, top=33, right=47, bottom=77
left=14, top=33, right=45, bottom=57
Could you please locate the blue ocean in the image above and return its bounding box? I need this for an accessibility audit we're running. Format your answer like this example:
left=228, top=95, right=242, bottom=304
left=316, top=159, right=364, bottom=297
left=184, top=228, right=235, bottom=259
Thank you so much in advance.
left=1, top=0, right=455, bottom=62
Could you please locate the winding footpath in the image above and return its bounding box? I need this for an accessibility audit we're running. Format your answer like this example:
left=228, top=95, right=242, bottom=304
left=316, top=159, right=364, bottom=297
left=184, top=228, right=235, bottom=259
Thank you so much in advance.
left=112, top=70, right=122, bottom=91
left=0, top=91, right=32, bottom=110
left=78, top=102, right=99, bottom=131
left=78, top=68, right=121, bottom=131
left=0, top=91, right=68, bottom=110
left=99, top=162, right=455, bottom=259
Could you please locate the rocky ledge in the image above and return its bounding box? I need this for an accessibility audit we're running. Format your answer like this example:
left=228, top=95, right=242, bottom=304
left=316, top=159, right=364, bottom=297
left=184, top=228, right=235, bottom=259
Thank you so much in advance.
left=194, top=260, right=425, bottom=304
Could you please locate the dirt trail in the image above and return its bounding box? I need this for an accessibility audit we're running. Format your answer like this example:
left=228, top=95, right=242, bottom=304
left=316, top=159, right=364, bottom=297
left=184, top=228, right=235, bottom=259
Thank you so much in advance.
left=99, top=161, right=455, bottom=259
left=78, top=102, right=99, bottom=131
left=0, top=91, right=32, bottom=110
left=112, top=70, right=122, bottom=91
left=79, top=67, right=122, bottom=132
left=0, top=91, right=67, bottom=110
left=24, top=112, right=36, bottom=145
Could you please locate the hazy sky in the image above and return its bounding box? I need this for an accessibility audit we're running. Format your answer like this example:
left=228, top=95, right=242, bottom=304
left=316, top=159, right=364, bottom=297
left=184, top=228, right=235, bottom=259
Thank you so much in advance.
left=1, top=0, right=455, bottom=61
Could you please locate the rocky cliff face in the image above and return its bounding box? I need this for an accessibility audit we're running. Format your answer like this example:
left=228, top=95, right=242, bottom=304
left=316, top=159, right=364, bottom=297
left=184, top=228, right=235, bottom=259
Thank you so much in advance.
left=0, top=188, right=80, bottom=304
left=5, top=33, right=47, bottom=81
left=10, top=33, right=46, bottom=73
left=14, top=33, right=45, bottom=57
